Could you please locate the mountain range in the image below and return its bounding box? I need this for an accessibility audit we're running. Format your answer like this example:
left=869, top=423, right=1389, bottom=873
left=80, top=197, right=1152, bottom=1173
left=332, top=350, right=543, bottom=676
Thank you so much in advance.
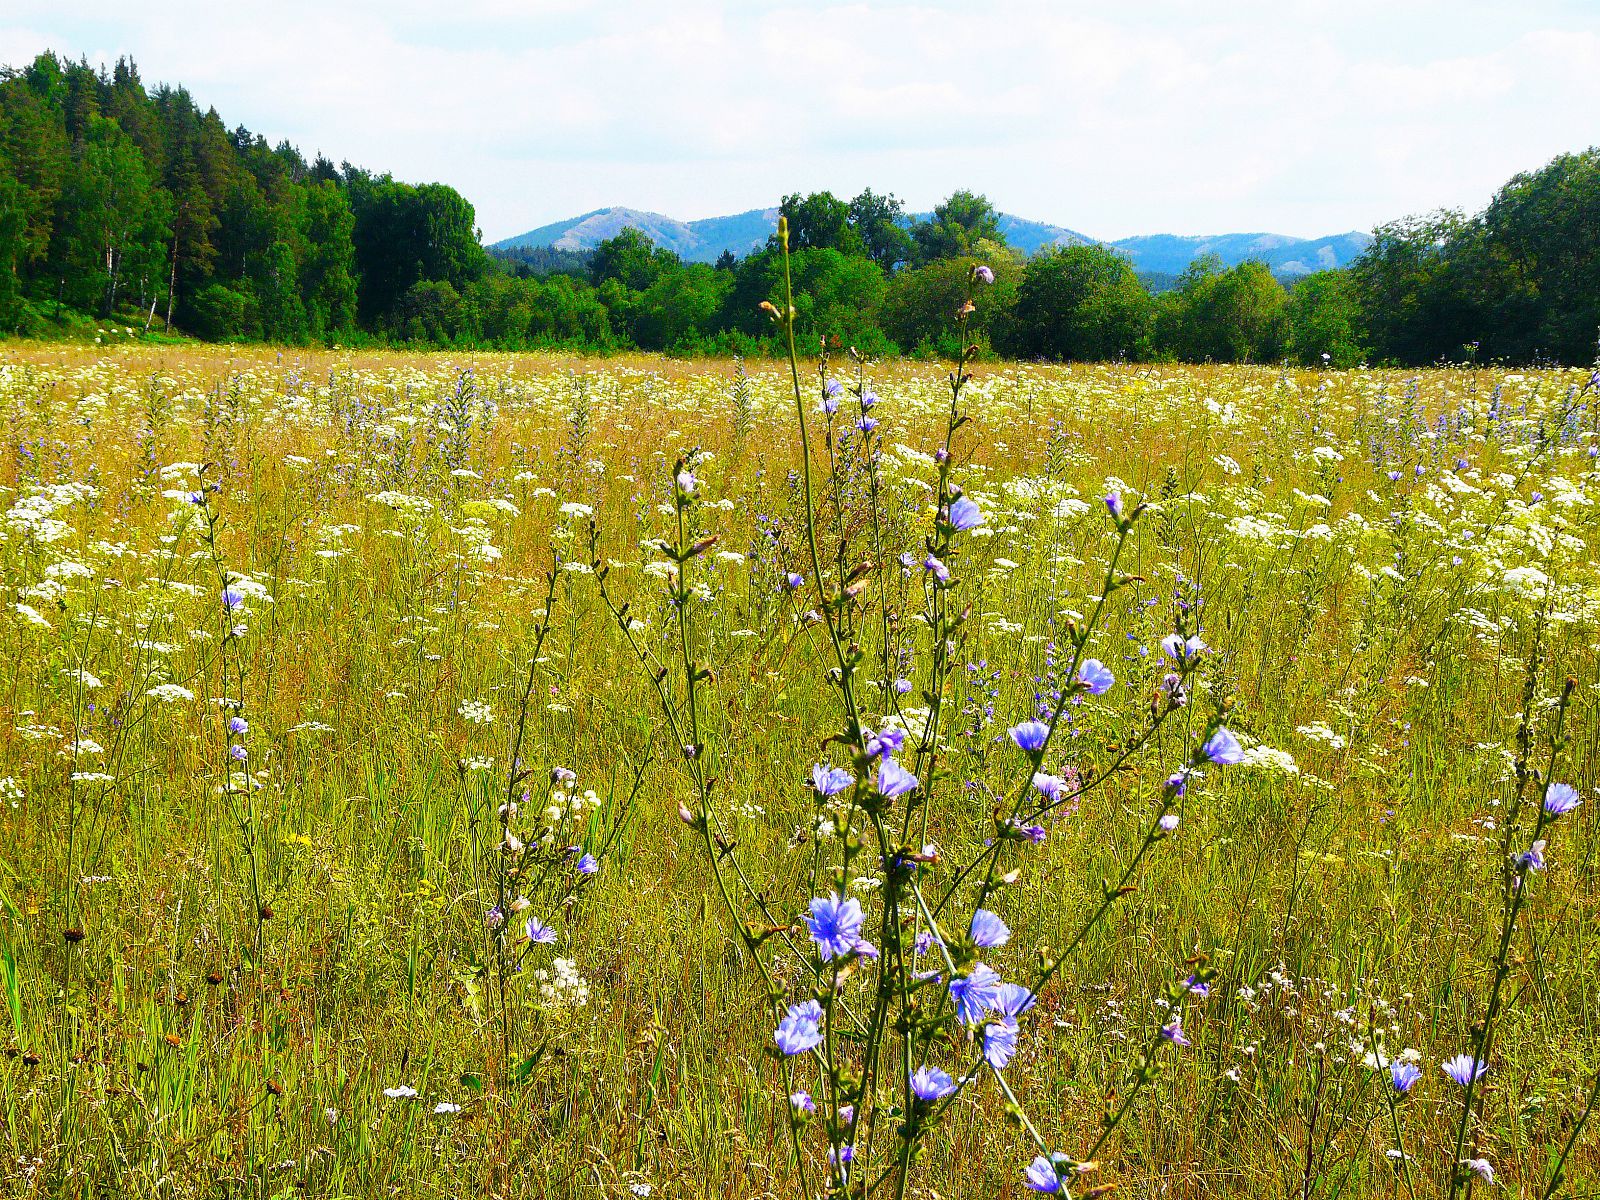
left=490, top=207, right=1372, bottom=277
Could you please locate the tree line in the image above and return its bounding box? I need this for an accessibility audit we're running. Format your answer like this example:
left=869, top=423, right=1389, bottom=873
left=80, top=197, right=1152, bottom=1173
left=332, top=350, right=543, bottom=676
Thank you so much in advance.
left=2, top=51, right=1597, bottom=366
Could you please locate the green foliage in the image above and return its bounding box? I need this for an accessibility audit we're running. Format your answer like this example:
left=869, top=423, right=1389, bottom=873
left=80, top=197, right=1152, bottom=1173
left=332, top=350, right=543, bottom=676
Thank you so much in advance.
left=1285, top=270, right=1366, bottom=367
left=849, top=188, right=912, bottom=271
left=911, top=190, right=1003, bottom=266
left=1154, top=257, right=1287, bottom=363
left=1007, top=243, right=1152, bottom=360
left=775, top=191, right=862, bottom=256
left=881, top=255, right=1017, bottom=356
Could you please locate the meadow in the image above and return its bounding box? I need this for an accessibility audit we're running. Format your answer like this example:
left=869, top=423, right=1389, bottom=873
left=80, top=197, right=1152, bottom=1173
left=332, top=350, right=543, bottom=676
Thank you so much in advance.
left=0, top=306, right=1597, bottom=1197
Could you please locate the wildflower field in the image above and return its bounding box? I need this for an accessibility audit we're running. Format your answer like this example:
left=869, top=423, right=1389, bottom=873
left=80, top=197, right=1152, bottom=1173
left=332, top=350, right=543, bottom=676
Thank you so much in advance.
left=1, top=314, right=1598, bottom=1197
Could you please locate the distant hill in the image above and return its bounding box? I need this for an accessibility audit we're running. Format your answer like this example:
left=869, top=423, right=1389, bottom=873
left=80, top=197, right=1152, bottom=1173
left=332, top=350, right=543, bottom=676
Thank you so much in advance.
left=492, top=206, right=777, bottom=262
left=491, top=207, right=1371, bottom=276
left=1109, top=231, right=1372, bottom=276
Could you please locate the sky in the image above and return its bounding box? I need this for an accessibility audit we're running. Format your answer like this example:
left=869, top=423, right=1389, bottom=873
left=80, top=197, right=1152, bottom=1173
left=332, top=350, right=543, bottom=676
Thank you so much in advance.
left=5, top=0, right=1600, bottom=244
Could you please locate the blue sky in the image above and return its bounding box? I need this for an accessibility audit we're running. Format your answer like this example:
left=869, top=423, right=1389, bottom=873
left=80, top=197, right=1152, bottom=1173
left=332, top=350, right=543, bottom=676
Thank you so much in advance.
left=5, top=0, right=1598, bottom=242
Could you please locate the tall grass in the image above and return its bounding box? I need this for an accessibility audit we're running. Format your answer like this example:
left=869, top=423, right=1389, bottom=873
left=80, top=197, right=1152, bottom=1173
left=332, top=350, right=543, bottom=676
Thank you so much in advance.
left=0, top=315, right=1596, bottom=1197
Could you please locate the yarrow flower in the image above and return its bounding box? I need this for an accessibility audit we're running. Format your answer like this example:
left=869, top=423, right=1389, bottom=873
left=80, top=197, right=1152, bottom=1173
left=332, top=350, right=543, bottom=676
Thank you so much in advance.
left=1441, top=1054, right=1487, bottom=1086
left=1009, top=720, right=1050, bottom=753
left=969, top=909, right=1010, bottom=948
left=910, top=1064, right=957, bottom=1102
left=775, top=999, right=824, bottom=1055
left=1077, top=659, right=1114, bottom=695
left=1544, top=783, right=1581, bottom=816
left=805, top=892, right=865, bottom=960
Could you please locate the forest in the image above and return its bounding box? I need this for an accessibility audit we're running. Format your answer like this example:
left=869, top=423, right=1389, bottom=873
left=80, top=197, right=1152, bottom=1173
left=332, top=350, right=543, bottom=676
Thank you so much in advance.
left=2, top=50, right=1598, bottom=366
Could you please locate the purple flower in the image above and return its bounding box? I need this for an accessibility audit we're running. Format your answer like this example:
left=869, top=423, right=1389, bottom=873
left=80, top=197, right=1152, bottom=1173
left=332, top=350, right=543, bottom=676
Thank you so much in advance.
left=790, top=1090, right=815, bottom=1113
left=229, top=744, right=248, bottom=762
left=1009, top=720, right=1050, bottom=753
left=994, top=982, right=1036, bottom=1020
left=1031, top=771, right=1066, bottom=801
left=861, top=391, right=879, bottom=409
left=973, top=264, right=995, bottom=285
left=1545, top=783, right=1581, bottom=816
left=1387, top=470, right=1402, bottom=482
left=1077, top=659, right=1114, bottom=695
left=983, top=1018, right=1018, bottom=1068
left=1158, top=813, right=1180, bottom=832
left=822, top=395, right=840, bottom=416
left=1024, top=1155, right=1068, bottom=1193
left=525, top=916, right=557, bottom=944
left=1201, top=727, right=1244, bottom=765
left=911, top=1064, right=957, bottom=1102
left=775, top=999, right=824, bottom=1055
left=811, top=763, right=854, bottom=796
left=1160, top=1018, right=1190, bottom=1047
left=864, top=726, right=905, bottom=759
left=824, top=379, right=843, bottom=397
left=857, top=416, right=879, bottom=435
left=969, top=909, right=1010, bottom=948
left=1518, top=839, right=1546, bottom=872
left=783, top=572, right=804, bottom=591
left=1104, top=492, right=1124, bottom=521
left=805, top=892, right=865, bottom=960
left=574, top=851, right=599, bottom=875
left=877, top=758, right=920, bottom=799
left=948, top=495, right=983, bottom=531
left=1391, top=1061, right=1421, bottom=1093
left=1441, top=1054, right=1487, bottom=1086
left=923, top=555, right=950, bottom=584
left=949, top=962, right=1002, bottom=1025
left=222, top=587, right=244, bottom=610
left=228, top=716, right=248, bottom=735
left=187, top=491, right=205, bottom=505
left=1184, top=975, right=1209, bottom=998
left=1464, top=1158, right=1494, bottom=1185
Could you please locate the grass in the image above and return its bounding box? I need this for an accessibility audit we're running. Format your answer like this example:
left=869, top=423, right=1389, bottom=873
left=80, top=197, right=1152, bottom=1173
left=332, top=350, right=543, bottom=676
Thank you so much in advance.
left=0, top=336, right=1596, bottom=1198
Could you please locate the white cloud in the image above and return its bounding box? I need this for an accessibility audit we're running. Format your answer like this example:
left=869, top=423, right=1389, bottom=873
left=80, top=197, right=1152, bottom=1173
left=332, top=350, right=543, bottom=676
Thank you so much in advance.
left=3, top=0, right=1597, bottom=241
